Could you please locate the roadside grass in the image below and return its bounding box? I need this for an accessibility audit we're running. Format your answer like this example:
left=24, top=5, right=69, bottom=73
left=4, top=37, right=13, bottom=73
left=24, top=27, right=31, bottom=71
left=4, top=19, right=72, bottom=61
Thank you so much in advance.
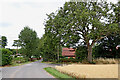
left=1, top=60, right=39, bottom=68
left=44, top=67, right=76, bottom=80
left=41, top=61, right=72, bottom=65
left=0, top=61, right=31, bottom=68
left=41, top=61, right=63, bottom=64
left=41, top=61, right=53, bottom=64
left=10, top=61, right=32, bottom=67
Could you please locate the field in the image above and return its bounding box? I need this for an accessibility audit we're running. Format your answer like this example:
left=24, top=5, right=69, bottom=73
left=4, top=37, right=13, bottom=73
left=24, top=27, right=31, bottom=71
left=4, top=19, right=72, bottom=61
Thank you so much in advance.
left=55, top=64, right=118, bottom=78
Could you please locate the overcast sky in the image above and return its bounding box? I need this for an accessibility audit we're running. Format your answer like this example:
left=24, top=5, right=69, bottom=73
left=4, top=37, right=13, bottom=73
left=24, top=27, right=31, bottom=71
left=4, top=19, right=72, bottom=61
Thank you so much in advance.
left=0, top=0, right=118, bottom=49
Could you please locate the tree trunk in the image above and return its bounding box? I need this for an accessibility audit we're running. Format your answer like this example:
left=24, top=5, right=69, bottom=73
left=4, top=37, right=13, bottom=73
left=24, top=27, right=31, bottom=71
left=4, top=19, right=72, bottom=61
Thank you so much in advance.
left=16, top=46, right=18, bottom=54
left=57, top=45, right=59, bottom=61
left=87, top=45, right=92, bottom=62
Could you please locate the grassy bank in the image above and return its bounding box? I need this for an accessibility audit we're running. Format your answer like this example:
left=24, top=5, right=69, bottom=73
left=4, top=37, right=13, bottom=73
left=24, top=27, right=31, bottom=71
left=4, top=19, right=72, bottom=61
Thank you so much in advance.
left=44, top=67, right=76, bottom=80
left=1, top=60, right=39, bottom=68
left=10, top=61, right=32, bottom=67
left=41, top=61, right=72, bottom=65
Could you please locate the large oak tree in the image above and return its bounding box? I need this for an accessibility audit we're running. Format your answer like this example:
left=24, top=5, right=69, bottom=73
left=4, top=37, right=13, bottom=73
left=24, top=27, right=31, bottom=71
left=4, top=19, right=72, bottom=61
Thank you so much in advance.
left=45, top=1, right=119, bottom=62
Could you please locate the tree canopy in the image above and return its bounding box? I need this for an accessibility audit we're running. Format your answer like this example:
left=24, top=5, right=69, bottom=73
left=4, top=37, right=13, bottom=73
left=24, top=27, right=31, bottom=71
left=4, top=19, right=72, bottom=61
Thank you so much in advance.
left=44, top=1, right=119, bottom=62
left=93, top=33, right=120, bottom=58
left=18, top=26, right=39, bottom=58
left=1, top=36, right=7, bottom=48
left=12, top=40, right=21, bottom=48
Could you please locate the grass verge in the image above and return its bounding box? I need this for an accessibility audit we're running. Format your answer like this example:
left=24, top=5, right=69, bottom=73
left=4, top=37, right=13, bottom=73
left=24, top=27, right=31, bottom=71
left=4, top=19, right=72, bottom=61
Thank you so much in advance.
left=44, top=67, right=76, bottom=80
left=41, top=61, right=72, bottom=65
left=41, top=61, right=53, bottom=64
left=1, top=61, right=36, bottom=68
left=10, top=61, right=32, bottom=67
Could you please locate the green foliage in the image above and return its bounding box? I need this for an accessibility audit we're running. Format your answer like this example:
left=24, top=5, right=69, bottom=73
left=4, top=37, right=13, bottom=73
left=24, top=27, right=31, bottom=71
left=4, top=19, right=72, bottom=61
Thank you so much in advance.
left=24, top=57, right=29, bottom=62
left=58, top=58, right=79, bottom=63
left=59, top=55, right=65, bottom=59
left=10, top=49, right=16, bottom=55
left=1, top=36, right=7, bottom=48
left=18, top=26, right=39, bottom=58
left=113, top=1, right=120, bottom=24
left=18, top=49, right=23, bottom=54
left=37, top=35, right=45, bottom=57
left=69, top=57, right=74, bottom=59
left=44, top=1, right=119, bottom=62
left=93, top=34, right=120, bottom=58
left=39, top=34, right=58, bottom=62
left=75, top=46, right=87, bottom=61
left=0, top=48, right=13, bottom=66
left=12, top=40, right=21, bottom=47
left=12, top=40, right=21, bottom=55
left=13, top=57, right=26, bottom=63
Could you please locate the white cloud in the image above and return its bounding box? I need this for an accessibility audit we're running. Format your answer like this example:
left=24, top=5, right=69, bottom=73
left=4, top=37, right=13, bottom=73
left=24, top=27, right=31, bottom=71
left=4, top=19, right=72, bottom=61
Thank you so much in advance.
left=0, top=0, right=118, bottom=48
left=0, top=0, right=65, bottom=48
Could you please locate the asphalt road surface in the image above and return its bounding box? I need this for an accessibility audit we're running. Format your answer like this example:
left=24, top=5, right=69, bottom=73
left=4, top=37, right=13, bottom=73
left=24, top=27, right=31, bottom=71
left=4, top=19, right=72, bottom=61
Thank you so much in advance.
left=1, top=60, right=56, bottom=78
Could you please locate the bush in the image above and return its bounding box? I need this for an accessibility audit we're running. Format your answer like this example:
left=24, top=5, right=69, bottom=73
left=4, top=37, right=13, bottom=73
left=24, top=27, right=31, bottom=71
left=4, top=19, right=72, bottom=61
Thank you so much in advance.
left=0, top=48, right=13, bottom=66
left=69, top=57, right=74, bottom=59
left=58, top=58, right=79, bottom=63
left=92, top=44, right=120, bottom=58
left=10, top=49, right=16, bottom=55
left=24, top=57, right=29, bottom=62
left=59, top=55, right=65, bottom=59
left=13, top=57, right=26, bottom=63
left=75, top=46, right=87, bottom=61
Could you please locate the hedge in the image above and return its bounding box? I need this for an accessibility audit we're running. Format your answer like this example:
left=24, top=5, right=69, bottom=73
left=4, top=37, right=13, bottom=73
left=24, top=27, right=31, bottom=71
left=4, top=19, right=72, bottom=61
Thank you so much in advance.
left=58, top=58, right=80, bottom=63
left=13, top=57, right=26, bottom=63
left=0, top=48, right=13, bottom=66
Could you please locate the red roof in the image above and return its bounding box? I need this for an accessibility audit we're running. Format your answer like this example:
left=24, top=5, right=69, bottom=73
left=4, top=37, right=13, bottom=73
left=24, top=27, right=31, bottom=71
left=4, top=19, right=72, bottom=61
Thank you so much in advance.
left=62, top=48, right=75, bottom=57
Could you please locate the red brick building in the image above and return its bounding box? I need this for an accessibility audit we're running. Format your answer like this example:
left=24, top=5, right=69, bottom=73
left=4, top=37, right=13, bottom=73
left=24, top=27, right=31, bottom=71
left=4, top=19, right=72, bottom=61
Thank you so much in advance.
left=62, top=48, right=76, bottom=58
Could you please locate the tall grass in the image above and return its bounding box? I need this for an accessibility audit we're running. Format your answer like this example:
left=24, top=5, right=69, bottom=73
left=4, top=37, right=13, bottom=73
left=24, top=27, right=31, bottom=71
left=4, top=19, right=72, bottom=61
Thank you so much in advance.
left=55, top=64, right=118, bottom=78
left=93, top=58, right=119, bottom=64
left=55, top=66, right=86, bottom=79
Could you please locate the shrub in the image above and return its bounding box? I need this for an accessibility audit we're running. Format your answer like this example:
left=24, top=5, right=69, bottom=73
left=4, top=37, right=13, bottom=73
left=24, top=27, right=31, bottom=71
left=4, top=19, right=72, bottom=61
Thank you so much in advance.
left=24, top=57, right=29, bottom=62
left=92, top=44, right=120, bottom=58
left=69, top=57, right=74, bottom=59
left=59, top=55, right=65, bottom=59
left=10, top=49, right=16, bottom=55
left=58, top=58, right=79, bottom=63
left=0, top=48, right=13, bottom=66
left=75, top=46, right=87, bottom=61
left=13, top=57, right=26, bottom=63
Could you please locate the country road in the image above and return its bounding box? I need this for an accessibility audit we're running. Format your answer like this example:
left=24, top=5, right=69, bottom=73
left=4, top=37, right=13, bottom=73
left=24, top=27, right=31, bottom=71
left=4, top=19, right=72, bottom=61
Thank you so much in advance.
left=0, top=60, right=58, bottom=79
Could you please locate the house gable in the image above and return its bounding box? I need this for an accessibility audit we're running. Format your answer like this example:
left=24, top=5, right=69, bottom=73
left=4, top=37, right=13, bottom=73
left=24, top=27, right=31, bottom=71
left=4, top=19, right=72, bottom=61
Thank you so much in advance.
left=62, top=48, right=75, bottom=57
